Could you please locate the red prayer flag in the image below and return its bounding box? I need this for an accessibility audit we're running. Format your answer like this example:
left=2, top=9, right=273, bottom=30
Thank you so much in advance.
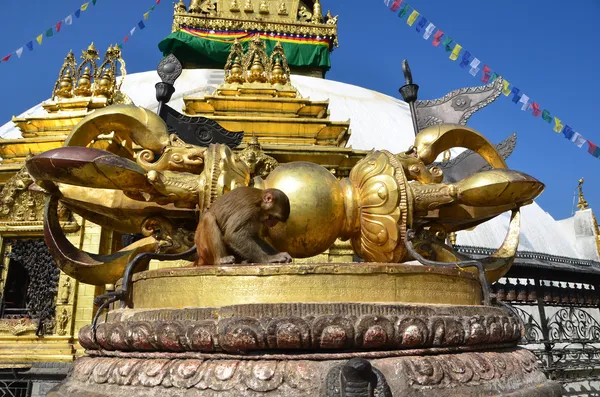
left=481, top=65, right=491, bottom=84
left=56, top=21, right=63, bottom=32
left=1, top=53, right=12, bottom=62
left=390, top=0, right=402, bottom=11
left=124, top=35, right=129, bottom=43
left=156, top=0, right=160, bottom=3
left=588, top=141, right=600, bottom=158
left=432, top=30, right=444, bottom=47
left=531, top=102, right=542, bottom=117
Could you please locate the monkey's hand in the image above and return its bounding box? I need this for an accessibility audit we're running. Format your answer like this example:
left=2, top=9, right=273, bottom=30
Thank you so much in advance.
left=218, top=255, right=236, bottom=265
left=267, top=252, right=293, bottom=264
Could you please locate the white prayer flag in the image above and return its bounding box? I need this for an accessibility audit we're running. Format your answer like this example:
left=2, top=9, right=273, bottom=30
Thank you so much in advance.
left=571, top=132, right=586, bottom=148
left=469, top=58, right=480, bottom=77
left=130, top=27, right=136, bottom=36
left=519, top=94, right=530, bottom=111
left=423, top=23, right=436, bottom=40
left=64, top=14, right=73, bottom=25
left=15, top=47, right=23, bottom=58
left=384, top=0, right=391, bottom=6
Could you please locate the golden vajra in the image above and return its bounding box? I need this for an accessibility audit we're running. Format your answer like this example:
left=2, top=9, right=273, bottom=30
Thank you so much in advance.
left=26, top=105, right=544, bottom=286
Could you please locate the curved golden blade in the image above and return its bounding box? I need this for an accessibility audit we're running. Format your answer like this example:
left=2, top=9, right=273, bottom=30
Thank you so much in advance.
left=44, top=196, right=159, bottom=285
left=65, top=105, right=170, bottom=153
left=414, top=124, right=507, bottom=168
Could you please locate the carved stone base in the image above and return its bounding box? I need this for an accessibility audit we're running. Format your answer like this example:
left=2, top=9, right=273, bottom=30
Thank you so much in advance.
left=48, top=348, right=562, bottom=396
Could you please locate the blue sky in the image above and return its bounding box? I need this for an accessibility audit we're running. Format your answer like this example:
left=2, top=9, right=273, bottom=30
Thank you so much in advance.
left=0, top=0, right=598, bottom=220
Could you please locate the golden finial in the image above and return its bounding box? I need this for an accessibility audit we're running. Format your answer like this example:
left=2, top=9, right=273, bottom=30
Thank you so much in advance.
left=268, top=42, right=290, bottom=85
left=174, top=0, right=187, bottom=13
left=224, top=39, right=245, bottom=84
left=277, top=1, right=287, bottom=15
left=244, top=0, right=253, bottom=12
left=259, top=0, right=269, bottom=14
left=74, top=66, right=93, bottom=97
left=577, top=178, right=589, bottom=211
left=52, top=50, right=77, bottom=99
left=243, top=35, right=268, bottom=83
left=311, top=0, right=323, bottom=23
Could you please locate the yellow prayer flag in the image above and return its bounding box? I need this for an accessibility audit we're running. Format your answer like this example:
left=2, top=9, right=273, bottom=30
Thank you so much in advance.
left=144, top=12, right=150, bottom=20
left=449, top=44, right=462, bottom=61
left=80, top=2, right=89, bottom=11
left=502, top=80, right=511, bottom=96
left=36, top=34, right=43, bottom=45
left=407, top=10, right=420, bottom=26
left=553, top=117, right=563, bottom=133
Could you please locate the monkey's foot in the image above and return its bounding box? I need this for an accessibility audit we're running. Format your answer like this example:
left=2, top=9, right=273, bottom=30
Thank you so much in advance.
left=267, top=252, right=293, bottom=264
left=218, top=256, right=236, bottom=264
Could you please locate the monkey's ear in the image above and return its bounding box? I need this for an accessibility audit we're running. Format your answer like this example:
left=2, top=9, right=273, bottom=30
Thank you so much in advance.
left=263, top=191, right=274, bottom=204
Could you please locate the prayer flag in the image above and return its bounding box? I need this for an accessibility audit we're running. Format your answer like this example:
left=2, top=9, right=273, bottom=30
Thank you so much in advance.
left=26, top=41, right=33, bottom=51
left=541, top=110, right=552, bottom=123
left=390, top=0, right=402, bottom=11
left=149, top=5, right=156, bottom=11
left=138, top=20, right=145, bottom=29
left=510, top=87, right=521, bottom=103
left=398, top=4, right=409, bottom=19
left=489, top=72, right=499, bottom=83
left=519, top=94, right=530, bottom=111
left=81, top=3, right=89, bottom=11
left=432, top=30, right=444, bottom=47
left=531, top=102, right=542, bottom=117
left=459, top=51, right=471, bottom=68
left=75, top=9, right=81, bottom=18
left=36, top=34, right=43, bottom=45
left=65, top=14, right=73, bottom=25
left=156, top=0, right=160, bottom=3
left=449, top=44, right=462, bottom=60
left=45, top=28, right=53, bottom=37
left=144, top=12, right=150, bottom=20
left=562, top=125, right=575, bottom=140
left=502, top=80, right=511, bottom=96
left=407, top=10, right=420, bottom=26
left=588, top=141, right=600, bottom=158
left=56, top=21, right=63, bottom=32
left=124, top=35, right=129, bottom=43
left=416, top=16, right=428, bottom=33
left=15, top=47, right=23, bottom=58
left=553, top=117, right=563, bottom=133
left=572, top=132, right=586, bottom=148
left=481, top=65, right=491, bottom=84
left=92, top=0, right=97, bottom=4
left=130, top=27, right=136, bottom=36
left=1, top=54, right=12, bottom=62
left=469, top=58, right=480, bottom=76
left=423, top=23, right=435, bottom=40
left=442, top=37, right=454, bottom=52
left=118, top=43, right=123, bottom=49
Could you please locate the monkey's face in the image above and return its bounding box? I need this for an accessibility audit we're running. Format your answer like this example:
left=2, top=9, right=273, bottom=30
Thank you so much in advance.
left=261, top=189, right=290, bottom=228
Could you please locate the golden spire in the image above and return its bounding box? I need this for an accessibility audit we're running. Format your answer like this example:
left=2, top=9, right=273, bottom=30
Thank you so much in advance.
left=268, top=42, right=290, bottom=85
left=311, top=0, right=323, bottom=23
left=74, top=42, right=100, bottom=97
left=224, top=39, right=244, bottom=84
left=243, top=35, right=268, bottom=83
left=174, top=0, right=186, bottom=13
left=52, top=50, right=77, bottom=99
left=577, top=178, right=589, bottom=211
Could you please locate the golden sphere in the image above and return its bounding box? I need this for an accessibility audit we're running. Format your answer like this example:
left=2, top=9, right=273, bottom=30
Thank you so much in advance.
left=262, top=162, right=345, bottom=258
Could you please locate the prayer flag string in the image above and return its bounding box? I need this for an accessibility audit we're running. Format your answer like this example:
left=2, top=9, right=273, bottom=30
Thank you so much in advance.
left=0, top=0, right=161, bottom=64
left=384, top=0, right=596, bottom=160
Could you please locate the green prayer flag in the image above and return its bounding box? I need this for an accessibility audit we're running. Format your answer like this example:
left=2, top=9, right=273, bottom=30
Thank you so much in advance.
left=92, top=0, right=97, bottom=4
left=541, top=110, right=552, bottom=123
left=489, top=72, right=499, bottom=83
left=442, top=37, right=453, bottom=52
left=150, top=5, right=156, bottom=11
left=118, top=43, right=123, bottom=49
left=398, top=4, right=409, bottom=19
left=45, top=28, right=53, bottom=37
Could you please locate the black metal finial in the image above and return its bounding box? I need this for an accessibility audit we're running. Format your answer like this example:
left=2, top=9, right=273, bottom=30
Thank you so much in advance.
left=155, top=54, right=183, bottom=120
left=398, top=59, right=420, bottom=136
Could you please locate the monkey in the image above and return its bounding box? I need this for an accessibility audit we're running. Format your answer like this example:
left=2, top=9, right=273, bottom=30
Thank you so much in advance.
left=194, top=187, right=293, bottom=265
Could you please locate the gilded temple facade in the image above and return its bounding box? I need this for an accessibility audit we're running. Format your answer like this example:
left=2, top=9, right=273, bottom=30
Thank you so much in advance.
left=0, top=1, right=599, bottom=396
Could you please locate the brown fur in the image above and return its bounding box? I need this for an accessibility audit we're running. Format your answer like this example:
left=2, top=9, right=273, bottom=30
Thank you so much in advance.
left=194, top=187, right=292, bottom=265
